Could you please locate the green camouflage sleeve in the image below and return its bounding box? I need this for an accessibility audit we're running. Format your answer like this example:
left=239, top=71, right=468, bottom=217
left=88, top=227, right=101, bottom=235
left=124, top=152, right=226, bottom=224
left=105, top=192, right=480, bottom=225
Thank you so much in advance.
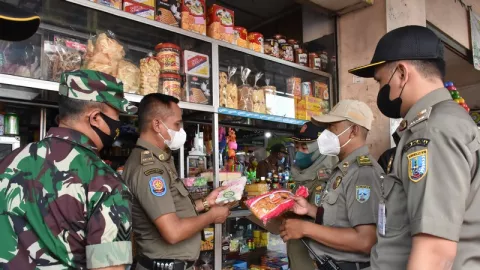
left=84, top=163, right=133, bottom=269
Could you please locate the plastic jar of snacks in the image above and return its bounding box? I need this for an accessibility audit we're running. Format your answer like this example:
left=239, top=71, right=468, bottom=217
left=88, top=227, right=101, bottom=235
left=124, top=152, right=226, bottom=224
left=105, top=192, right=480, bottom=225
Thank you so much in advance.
left=155, top=43, right=181, bottom=74
left=248, top=32, right=264, bottom=53
left=159, top=73, right=182, bottom=100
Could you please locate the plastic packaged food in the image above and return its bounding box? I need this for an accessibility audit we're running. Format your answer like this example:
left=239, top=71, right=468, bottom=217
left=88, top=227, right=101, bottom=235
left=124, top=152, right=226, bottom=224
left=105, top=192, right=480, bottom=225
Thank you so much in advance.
left=233, top=26, right=248, bottom=48
left=313, top=80, right=329, bottom=100
left=155, top=0, right=181, bottom=26
left=225, top=66, right=238, bottom=109
left=252, top=72, right=266, bottom=114
left=280, top=43, right=294, bottom=62
left=248, top=32, right=264, bottom=53
left=117, top=59, right=140, bottom=94
left=219, top=71, right=228, bottom=107
left=286, top=77, right=301, bottom=97
left=159, top=73, right=182, bottom=99
left=215, top=177, right=247, bottom=204
left=139, top=54, right=160, bottom=95
left=245, top=186, right=309, bottom=224
left=155, top=42, right=181, bottom=74
left=43, top=41, right=83, bottom=82
left=181, top=0, right=206, bottom=35
left=84, top=31, right=125, bottom=76
left=207, top=4, right=234, bottom=43
left=274, top=34, right=287, bottom=45
left=238, top=67, right=253, bottom=111
left=295, top=48, right=308, bottom=66
left=186, top=75, right=209, bottom=104
left=124, top=0, right=155, bottom=20
left=301, top=82, right=312, bottom=97
left=2, top=39, right=41, bottom=79
left=264, top=39, right=279, bottom=58
left=97, top=0, right=122, bottom=9
left=184, top=50, right=209, bottom=78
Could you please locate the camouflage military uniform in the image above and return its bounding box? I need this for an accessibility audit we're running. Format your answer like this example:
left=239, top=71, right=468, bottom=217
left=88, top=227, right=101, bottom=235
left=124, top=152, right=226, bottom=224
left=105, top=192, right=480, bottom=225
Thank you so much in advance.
left=0, top=70, right=137, bottom=269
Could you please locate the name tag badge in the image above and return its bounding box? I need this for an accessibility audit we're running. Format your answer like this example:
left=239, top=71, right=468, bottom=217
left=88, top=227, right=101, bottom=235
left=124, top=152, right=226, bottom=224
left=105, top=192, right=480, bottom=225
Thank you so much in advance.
left=378, top=202, right=386, bottom=236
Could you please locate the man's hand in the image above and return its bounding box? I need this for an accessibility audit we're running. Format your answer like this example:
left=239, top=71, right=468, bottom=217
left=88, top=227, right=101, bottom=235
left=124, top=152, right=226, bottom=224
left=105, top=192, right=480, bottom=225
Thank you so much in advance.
left=208, top=205, right=230, bottom=224
left=292, top=196, right=317, bottom=217
left=279, top=218, right=308, bottom=242
left=205, top=186, right=228, bottom=207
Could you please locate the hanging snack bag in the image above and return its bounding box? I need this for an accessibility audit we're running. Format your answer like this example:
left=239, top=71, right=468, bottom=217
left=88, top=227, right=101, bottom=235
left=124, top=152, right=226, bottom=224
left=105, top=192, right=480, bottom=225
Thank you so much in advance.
left=207, top=4, right=234, bottom=43
left=225, top=66, right=238, bottom=109
left=252, top=72, right=266, bottom=114
left=84, top=31, right=125, bottom=77
left=262, top=78, right=276, bottom=95
left=238, top=67, right=253, bottom=112
left=245, top=186, right=309, bottom=224
left=139, top=53, right=160, bottom=95
left=181, top=0, right=206, bottom=35
left=155, top=0, right=181, bottom=26
left=219, top=71, right=228, bottom=107
left=117, top=59, right=141, bottom=94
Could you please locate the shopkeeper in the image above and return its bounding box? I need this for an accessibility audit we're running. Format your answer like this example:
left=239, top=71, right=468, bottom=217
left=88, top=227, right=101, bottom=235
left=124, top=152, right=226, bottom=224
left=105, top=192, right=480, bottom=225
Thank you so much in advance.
left=122, top=93, right=230, bottom=270
left=287, top=121, right=338, bottom=270
left=256, top=143, right=288, bottom=178
left=280, top=100, right=383, bottom=270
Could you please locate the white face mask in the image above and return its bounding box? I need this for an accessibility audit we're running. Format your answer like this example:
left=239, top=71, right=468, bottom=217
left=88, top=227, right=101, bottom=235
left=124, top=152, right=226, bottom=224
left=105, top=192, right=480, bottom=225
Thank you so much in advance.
left=159, top=121, right=187, bottom=150
left=317, top=125, right=353, bottom=156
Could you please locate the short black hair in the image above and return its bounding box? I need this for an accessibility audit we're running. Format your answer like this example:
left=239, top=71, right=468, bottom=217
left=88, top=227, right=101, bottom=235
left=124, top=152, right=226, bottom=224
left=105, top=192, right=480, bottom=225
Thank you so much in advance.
left=388, top=59, right=446, bottom=81
left=138, top=93, right=180, bottom=132
left=58, top=96, right=104, bottom=122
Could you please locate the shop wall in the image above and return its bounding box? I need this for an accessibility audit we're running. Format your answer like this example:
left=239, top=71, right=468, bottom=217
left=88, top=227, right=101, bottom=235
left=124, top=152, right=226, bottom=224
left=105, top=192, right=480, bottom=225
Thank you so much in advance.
left=426, top=0, right=480, bottom=49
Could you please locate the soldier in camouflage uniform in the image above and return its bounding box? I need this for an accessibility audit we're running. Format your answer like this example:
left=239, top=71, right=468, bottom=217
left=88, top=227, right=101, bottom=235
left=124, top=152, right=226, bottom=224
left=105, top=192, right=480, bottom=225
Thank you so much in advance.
left=0, top=70, right=137, bottom=270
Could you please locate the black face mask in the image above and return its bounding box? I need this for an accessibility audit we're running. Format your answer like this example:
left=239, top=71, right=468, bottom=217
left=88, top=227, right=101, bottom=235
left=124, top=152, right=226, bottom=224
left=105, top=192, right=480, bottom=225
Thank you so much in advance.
left=377, top=68, right=407, bottom=119
left=91, top=112, right=122, bottom=148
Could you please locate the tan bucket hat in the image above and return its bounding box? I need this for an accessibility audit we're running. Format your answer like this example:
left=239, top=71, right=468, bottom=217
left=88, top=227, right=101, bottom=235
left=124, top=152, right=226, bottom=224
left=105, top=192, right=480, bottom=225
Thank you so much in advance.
left=312, top=100, right=374, bottom=130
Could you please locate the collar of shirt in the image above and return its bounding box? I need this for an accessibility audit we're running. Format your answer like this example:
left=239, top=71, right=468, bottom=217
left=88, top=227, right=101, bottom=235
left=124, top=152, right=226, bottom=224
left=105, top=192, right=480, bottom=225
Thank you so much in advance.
left=395, top=88, right=451, bottom=138
left=136, top=138, right=171, bottom=161
left=46, top=127, right=98, bottom=154
left=336, top=145, right=370, bottom=174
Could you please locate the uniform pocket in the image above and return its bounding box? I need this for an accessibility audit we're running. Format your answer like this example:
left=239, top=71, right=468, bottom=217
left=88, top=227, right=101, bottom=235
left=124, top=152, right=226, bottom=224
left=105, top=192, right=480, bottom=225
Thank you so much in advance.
left=383, top=176, right=409, bottom=232
left=323, top=191, right=339, bottom=226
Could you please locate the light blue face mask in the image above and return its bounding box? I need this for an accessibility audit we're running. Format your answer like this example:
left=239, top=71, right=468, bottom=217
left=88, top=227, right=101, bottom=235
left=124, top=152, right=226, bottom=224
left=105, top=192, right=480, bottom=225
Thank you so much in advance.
left=295, top=151, right=314, bottom=169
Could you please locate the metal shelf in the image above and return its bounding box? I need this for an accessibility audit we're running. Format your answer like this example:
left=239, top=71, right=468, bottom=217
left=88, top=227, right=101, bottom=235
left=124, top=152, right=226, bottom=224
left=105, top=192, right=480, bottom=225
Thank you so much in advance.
left=218, top=107, right=307, bottom=126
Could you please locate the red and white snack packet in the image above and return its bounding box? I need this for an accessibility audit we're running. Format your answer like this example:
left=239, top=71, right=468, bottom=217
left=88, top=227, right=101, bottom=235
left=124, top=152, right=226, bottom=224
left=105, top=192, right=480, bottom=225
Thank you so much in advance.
left=245, top=186, right=309, bottom=224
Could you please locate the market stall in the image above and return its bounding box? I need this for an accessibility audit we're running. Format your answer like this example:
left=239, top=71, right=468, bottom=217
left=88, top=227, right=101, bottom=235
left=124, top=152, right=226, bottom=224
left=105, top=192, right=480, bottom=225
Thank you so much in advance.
left=0, top=0, right=341, bottom=269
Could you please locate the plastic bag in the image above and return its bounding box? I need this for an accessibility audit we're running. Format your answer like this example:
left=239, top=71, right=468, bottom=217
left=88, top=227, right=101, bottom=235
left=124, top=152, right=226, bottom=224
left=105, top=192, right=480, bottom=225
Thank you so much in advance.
left=245, top=186, right=309, bottom=224
left=84, top=30, right=125, bottom=76
left=225, top=66, right=238, bottom=109
left=139, top=53, right=160, bottom=95
left=43, top=41, right=83, bottom=82
left=252, top=72, right=265, bottom=114
left=215, top=176, right=247, bottom=204
left=238, top=66, right=253, bottom=111
left=117, top=59, right=140, bottom=94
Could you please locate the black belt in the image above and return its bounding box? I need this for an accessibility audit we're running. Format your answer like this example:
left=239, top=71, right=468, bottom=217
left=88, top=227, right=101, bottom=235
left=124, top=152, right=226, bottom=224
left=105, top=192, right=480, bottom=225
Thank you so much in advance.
left=137, top=256, right=194, bottom=270
left=337, top=261, right=370, bottom=270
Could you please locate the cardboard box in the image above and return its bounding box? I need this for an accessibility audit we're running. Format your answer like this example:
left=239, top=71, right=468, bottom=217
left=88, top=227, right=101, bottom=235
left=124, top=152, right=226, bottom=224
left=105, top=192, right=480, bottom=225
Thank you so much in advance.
left=124, top=0, right=155, bottom=20
left=181, top=0, right=206, bottom=35
left=97, top=0, right=122, bottom=9
left=200, top=227, right=214, bottom=251
left=133, top=0, right=155, bottom=7
left=295, top=97, right=322, bottom=120
left=155, top=0, right=180, bottom=26
left=266, top=94, right=295, bottom=118
left=313, top=80, right=329, bottom=100
left=183, top=50, right=209, bottom=78
left=207, top=4, right=234, bottom=43
left=305, top=96, right=322, bottom=112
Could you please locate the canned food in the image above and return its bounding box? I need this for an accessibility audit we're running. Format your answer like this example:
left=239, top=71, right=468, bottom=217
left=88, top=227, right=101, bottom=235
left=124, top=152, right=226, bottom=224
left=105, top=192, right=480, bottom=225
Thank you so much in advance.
left=159, top=73, right=182, bottom=100
left=248, top=32, right=264, bottom=53
left=264, top=39, right=279, bottom=58
left=155, top=43, right=181, bottom=74
left=4, top=112, right=19, bottom=135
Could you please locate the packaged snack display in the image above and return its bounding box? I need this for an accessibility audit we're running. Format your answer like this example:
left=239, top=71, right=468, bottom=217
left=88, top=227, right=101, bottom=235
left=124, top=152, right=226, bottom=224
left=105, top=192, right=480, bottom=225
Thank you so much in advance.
left=155, top=0, right=181, bottom=26
left=155, top=42, right=181, bottom=74
left=225, top=66, right=238, bottom=109
left=186, top=75, right=209, bottom=104
left=215, top=176, right=247, bottom=204
left=181, top=0, right=206, bottom=35
left=252, top=72, right=266, bottom=114
left=279, top=43, right=294, bottom=62
left=84, top=31, right=125, bottom=77
left=245, top=186, right=309, bottom=224
left=219, top=71, right=228, bottom=107
left=233, top=26, right=248, bottom=48
left=117, top=59, right=141, bottom=93
left=207, top=4, right=234, bottom=43
left=248, top=32, right=264, bottom=53
left=286, top=77, right=301, bottom=97
left=313, top=81, right=329, bottom=100
left=43, top=41, right=83, bottom=82
left=264, top=39, right=279, bottom=58
left=123, top=0, right=155, bottom=20
left=238, top=67, right=253, bottom=111
left=159, top=73, right=182, bottom=99
left=97, top=0, right=122, bottom=9
left=139, top=54, right=160, bottom=95
left=184, top=50, right=209, bottom=78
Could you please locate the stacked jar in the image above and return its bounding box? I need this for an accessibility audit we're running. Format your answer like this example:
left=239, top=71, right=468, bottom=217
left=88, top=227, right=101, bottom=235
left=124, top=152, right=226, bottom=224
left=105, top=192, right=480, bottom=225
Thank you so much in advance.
left=155, top=43, right=182, bottom=100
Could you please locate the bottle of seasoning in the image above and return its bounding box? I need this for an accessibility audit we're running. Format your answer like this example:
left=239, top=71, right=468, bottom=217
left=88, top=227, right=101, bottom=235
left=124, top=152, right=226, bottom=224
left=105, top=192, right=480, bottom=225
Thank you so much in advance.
left=155, top=43, right=181, bottom=74
left=159, top=73, right=182, bottom=100
left=320, top=51, right=329, bottom=71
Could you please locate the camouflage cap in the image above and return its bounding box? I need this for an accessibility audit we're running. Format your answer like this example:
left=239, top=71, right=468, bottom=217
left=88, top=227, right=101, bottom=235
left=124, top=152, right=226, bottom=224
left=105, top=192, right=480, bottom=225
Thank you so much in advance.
left=59, top=70, right=138, bottom=115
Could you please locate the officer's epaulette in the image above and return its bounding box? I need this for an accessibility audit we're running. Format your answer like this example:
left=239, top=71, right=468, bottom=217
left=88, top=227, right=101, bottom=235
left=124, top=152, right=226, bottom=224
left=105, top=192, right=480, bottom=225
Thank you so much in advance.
left=140, top=150, right=154, bottom=165
left=408, top=107, right=432, bottom=130
left=356, top=155, right=372, bottom=166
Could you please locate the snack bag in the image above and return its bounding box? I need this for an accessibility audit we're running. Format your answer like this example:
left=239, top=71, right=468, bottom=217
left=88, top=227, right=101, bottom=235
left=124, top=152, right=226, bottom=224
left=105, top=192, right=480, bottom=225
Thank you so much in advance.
left=225, top=66, right=238, bottom=109
left=84, top=31, right=125, bottom=77
left=215, top=176, right=247, bottom=204
left=238, top=66, right=253, bottom=111
left=252, top=72, right=266, bottom=114
left=245, top=186, right=309, bottom=224
left=139, top=53, right=160, bottom=95
left=117, top=59, right=140, bottom=94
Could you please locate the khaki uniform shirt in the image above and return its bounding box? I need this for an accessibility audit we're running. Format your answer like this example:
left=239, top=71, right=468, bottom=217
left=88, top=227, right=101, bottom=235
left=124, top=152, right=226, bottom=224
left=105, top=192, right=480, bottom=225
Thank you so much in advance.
left=123, top=138, right=200, bottom=261
left=309, top=146, right=383, bottom=263
left=288, top=155, right=338, bottom=270
left=370, top=88, right=480, bottom=270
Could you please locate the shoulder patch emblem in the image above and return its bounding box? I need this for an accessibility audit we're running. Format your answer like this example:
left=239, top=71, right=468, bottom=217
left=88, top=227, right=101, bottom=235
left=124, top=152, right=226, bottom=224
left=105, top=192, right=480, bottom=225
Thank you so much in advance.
left=407, top=149, right=428, bottom=183
left=403, top=138, right=430, bottom=153
left=149, top=176, right=167, bottom=196
left=356, top=185, right=371, bottom=203
left=314, top=192, right=322, bottom=206
left=333, top=176, right=343, bottom=190
left=357, top=155, right=372, bottom=166
left=141, top=150, right=154, bottom=165
left=144, top=168, right=164, bottom=176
